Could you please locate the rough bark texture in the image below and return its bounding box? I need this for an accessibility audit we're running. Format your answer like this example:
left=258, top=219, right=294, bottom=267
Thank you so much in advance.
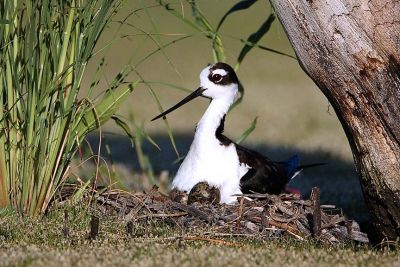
left=269, top=0, right=400, bottom=241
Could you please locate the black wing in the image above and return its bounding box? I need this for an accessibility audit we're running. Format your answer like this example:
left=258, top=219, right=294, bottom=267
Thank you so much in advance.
left=215, top=116, right=295, bottom=195
left=235, top=143, right=292, bottom=194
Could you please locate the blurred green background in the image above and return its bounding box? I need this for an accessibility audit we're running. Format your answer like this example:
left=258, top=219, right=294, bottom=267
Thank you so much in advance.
left=79, top=1, right=368, bottom=223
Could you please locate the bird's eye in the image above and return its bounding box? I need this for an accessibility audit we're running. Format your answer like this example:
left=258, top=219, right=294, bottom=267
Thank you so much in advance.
left=211, top=73, right=223, bottom=83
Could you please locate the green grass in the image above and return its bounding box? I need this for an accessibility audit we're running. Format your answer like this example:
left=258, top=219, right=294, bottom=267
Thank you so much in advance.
left=0, top=206, right=399, bottom=267
left=0, top=0, right=137, bottom=217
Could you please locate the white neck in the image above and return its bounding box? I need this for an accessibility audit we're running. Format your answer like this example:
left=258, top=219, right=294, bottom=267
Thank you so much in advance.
left=195, top=96, right=234, bottom=140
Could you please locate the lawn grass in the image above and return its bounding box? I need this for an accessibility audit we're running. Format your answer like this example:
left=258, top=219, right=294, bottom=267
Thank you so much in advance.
left=1, top=206, right=399, bottom=267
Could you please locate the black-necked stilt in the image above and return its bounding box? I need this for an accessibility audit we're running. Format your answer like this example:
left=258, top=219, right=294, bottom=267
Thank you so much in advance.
left=152, top=62, right=322, bottom=203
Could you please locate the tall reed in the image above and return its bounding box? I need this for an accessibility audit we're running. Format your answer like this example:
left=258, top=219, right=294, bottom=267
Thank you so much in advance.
left=0, top=0, right=134, bottom=216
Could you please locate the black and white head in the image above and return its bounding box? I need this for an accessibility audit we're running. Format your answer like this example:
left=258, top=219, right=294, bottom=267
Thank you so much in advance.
left=200, top=62, right=239, bottom=99
left=151, top=62, right=239, bottom=121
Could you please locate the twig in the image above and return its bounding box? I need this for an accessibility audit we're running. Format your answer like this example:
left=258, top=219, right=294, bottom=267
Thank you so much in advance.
left=169, top=201, right=212, bottom=222
left=118, top=199, right=127, bottom=218
left=236, top=197, right=244, bottom=229
left=268, top=220, right=304, bottom=240
left=311, top=187, right=321, bottom=237
left=322, top=216, right=345, bottom=229
left=89, top=215, right=99, bottom=240
left=125, top=187, right=157, bottom=222
left=285, top=229, right=305, bottom=240
left=183, top=236, right=241, bottom=247
left=149, top=235, right=242, bottom=247
left=137, top=212, right=188, bottom=219
left=268, top=205, right=300, bottom=223
left=62, top=210, right=69, bottom=237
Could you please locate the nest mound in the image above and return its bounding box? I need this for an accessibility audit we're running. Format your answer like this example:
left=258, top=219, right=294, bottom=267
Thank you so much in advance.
left=90, top=182, right=369, bottom=245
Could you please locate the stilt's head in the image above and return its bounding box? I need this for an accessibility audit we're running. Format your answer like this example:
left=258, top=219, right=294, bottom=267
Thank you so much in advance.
left=199, top=62, right=239, bottom=100
left=151, top=62, right=239, bottom=121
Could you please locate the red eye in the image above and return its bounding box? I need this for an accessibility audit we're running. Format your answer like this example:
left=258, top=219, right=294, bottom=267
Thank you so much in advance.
left=211, top=74, right=223, bottom=83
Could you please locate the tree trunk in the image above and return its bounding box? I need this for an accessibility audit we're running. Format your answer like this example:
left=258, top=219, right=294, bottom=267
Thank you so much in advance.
left=269, top=0, right=400, bottom=241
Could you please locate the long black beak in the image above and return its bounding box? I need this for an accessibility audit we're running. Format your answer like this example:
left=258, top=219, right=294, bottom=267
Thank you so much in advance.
left=151, top=87, right=206, bottom=121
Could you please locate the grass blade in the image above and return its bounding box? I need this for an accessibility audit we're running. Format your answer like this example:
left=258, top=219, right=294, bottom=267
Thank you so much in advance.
left=236, top=116, right=258, bottom=144
left=75, top=83, right=137, bottom=139
left=253, top=43, right=296, bottom=59
left=111, top=115, right=135, bottom=147
left=189, top=1, right=225, bottom=62
left=235, top=13, right=275, bottom=69
left=139, top=76, right=180, bottom=158
left=216, top=0, right=258, bottom=31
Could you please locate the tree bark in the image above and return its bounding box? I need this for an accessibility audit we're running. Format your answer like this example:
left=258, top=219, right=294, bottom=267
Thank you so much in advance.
left=269, top=0, right=400, bottom=241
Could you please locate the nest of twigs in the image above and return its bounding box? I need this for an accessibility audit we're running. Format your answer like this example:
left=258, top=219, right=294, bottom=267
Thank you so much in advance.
left=80, top=182, right=369, bottom=245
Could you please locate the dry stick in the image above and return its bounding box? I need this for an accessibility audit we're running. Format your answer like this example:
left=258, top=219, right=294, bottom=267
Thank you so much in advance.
left=311, top=187, right=321, bottom=238
left=150, top=236, right=241, bottom=247
left=204, top=232, right=265, bottom=238
left=89, top=215, right=100, bottom=240
left=62, top=210, right=69, bottom=237
left=269, top=205, right=300, bottom=223
left=137, top=212, right=188, bottom=219
left=125, top=187, right=158, bottom=222
left=345, top=220, right=353, bottom=236
left=236, top=197, right=245, bottom=229
left=170, top=201, right=211, bottom=222
left=268, top=220, right=304, bottom=240
left=96, top=190, right=141, bottom=211
left=97, top=195, right=125, bottom=210
left=182, top=236, right=241, bottom=247
left=126, top=220, right=133, bottom=237
left=118, top=199, right=127, bottom=218
left=373, top=238, right=397, bottom=250
left=276, top=202, right=300, bottom=217
left=322, top=216, right=345, bottom=229
left=261, top=211, right=270, bottom=231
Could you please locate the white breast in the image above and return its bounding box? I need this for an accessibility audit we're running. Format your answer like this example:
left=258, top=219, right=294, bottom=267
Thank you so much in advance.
left=172, top=138, right=243, bottom=203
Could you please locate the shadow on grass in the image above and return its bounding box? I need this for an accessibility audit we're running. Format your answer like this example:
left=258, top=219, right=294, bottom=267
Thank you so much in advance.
left=86, top=132, right=370, bottom=226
